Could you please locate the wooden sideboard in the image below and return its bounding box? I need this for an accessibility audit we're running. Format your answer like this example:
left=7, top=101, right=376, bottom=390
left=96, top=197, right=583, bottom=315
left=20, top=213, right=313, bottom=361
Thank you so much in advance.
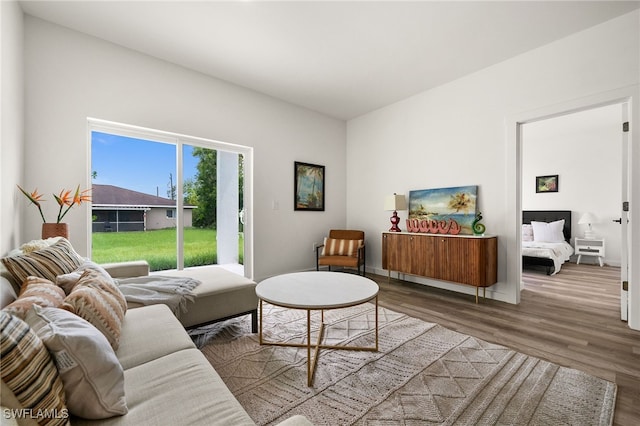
left=382, top=232, right=497, bottom=302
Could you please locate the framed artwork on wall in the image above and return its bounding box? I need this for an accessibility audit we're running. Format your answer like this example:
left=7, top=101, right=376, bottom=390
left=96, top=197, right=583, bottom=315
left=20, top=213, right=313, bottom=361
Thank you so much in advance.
left=294, top=161, right=325, bottom=211
left=536, top=175, right=559, bottom=193
left=408, top=185, right=478, bottom=235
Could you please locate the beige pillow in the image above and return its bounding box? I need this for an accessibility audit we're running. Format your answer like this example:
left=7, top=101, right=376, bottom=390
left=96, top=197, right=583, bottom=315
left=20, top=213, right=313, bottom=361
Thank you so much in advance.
left=61, top=269, right=127, bottom=350
left=1, top=238, right=84, bottom=285
left=55, top=260, right=114, bottom=295
left=0, top=311, right=69, bottom=426
left=321, top=237, right=363, bottom=257
left=2, top=277, right=66, bottom=320
left=26, top=305, right=128, bottom=419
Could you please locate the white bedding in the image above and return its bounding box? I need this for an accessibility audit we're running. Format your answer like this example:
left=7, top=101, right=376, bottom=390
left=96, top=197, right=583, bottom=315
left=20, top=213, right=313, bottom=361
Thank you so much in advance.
left=522, top=241, right=574, bottom=275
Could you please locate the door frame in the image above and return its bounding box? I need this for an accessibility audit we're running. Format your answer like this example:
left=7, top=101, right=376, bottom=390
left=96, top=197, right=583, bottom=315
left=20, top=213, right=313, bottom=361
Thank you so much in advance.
left=505, top=85, right=639, bottom=330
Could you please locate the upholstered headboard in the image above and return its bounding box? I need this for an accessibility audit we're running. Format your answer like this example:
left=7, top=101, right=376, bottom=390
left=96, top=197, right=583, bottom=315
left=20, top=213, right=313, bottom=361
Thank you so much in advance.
left=522, top=210, right=572, bottom=242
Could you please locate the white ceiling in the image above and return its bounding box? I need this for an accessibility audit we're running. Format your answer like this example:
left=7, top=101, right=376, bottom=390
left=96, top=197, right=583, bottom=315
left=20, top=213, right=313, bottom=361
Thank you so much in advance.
left=19, top=1, right=640, bottom=120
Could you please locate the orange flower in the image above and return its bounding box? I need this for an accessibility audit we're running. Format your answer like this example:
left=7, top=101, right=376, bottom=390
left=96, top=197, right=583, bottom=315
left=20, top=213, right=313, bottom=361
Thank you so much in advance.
left=18, top=184, right=91, bottom=223
left=17, top=185, right=47, bottom=222
left=55, top=189, right=73, bottom=207
left=73, top=188, right=92, bottom=205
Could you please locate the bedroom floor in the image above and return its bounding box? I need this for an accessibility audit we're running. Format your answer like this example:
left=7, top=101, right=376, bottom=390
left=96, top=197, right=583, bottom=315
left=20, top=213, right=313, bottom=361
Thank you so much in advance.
left=371, top=262, right=638, bottom=425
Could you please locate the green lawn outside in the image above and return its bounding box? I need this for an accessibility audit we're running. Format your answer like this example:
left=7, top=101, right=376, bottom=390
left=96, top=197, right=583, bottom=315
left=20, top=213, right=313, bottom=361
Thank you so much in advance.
left=92, top=228, right=243, bottom=271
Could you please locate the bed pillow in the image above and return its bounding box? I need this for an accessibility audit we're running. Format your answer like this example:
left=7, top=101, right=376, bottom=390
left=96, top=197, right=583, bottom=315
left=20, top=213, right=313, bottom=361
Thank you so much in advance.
left=3, top=277, right=66, bottom=320
left=321, top=238, right=363, bottom=257
left=531, top=220, right=565, bottom=243
left=0, top=311, right=69, bottom=426
left=522, top=224, right=534, bottom=242
left=1, top=238, right=84, bottom=287
left=26, top=305, right=128, bottom=419
left=61, top=269, right=127, bottom=350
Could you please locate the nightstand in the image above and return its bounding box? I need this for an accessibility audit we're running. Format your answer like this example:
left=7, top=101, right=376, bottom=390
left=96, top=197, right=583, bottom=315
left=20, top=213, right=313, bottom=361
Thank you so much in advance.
left=575, top=237, right=605, bottom=267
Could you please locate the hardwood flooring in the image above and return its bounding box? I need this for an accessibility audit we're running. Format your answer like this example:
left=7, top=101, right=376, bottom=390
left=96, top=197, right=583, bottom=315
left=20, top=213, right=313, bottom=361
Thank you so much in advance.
left=367, top=262, right=639, bottom=425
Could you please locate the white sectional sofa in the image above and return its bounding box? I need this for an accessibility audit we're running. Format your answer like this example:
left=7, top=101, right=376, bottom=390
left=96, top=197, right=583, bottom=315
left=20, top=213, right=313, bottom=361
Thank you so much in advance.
left=0, top=238, right=311, bottom=426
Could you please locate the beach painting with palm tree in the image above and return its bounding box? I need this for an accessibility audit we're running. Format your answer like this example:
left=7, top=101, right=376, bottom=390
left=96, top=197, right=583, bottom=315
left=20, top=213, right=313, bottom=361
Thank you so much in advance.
left=408, top=185, right=478, bottom=234
left=294, top=162, right=325, bottom=211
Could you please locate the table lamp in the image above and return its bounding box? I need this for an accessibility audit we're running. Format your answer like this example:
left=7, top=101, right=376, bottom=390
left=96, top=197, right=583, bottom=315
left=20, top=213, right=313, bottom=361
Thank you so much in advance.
left=578, top=212, right=597, bottom=238
left=384, top=193, right=407, bottom=232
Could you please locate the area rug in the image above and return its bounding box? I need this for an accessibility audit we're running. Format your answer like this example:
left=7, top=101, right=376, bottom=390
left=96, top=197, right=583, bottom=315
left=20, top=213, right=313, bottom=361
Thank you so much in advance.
left=191, top=303, right=616, bottom=425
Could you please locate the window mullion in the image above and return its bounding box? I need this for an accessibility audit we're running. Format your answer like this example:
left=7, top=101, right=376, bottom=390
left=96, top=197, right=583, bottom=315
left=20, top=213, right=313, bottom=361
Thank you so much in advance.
left=176, top=139, right=184, bottom=270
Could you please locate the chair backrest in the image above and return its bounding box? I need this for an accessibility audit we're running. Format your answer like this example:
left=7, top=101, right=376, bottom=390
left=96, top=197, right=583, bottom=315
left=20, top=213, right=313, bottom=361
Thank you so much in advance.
left=328, top=230, right=364, bottom=241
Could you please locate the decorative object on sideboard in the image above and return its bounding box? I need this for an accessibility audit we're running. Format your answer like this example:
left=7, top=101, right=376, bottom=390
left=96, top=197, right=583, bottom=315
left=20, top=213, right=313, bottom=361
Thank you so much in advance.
left=405, top=218, right=461, bottom=235
left=408, top=186, right=478, bottom=235
left=294, top=162, right=325, bottom=211
left=535, top=174, right=558, bottom=193
left=472, top=212, right=486, bottom=235
left=578, top=212, right=598, bottom=238
left=18, top=185, right=91, bottom=239
left=384, top=193, right=407, bottom=232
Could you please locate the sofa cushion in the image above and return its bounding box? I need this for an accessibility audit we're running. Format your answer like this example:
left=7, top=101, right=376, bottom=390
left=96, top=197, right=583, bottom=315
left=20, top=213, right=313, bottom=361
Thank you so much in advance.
left=3, top=277, right=66, bottom=320
left=0, top=275, right=18, bottom=309
left=150, top=267, right=258, bottom=328
left=116, top=304, right=195, bottom=370
left=0, top=311, right=69, bottom=426
left=71, top=349, right=254, bottom=426
left=1, top=238, right=84, bottom=287
left=321, top=237, right=363, bottom=257
left=61, top=269, right=127, bottom=350
left=26, top=306, right=128, bottom=420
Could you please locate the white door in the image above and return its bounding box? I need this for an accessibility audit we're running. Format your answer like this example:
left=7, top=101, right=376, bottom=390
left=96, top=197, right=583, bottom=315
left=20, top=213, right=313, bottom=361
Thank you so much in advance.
left=620, top=105, right=630, bottom=321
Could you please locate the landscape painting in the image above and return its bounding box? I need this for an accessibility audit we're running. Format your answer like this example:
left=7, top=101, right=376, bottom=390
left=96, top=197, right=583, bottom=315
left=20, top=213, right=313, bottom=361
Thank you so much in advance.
left=408, top=185, right=478, bottom=234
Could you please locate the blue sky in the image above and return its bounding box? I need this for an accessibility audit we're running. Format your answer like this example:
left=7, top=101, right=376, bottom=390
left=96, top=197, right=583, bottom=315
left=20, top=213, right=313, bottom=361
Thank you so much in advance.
left=91, top=132, right=199, bottom=197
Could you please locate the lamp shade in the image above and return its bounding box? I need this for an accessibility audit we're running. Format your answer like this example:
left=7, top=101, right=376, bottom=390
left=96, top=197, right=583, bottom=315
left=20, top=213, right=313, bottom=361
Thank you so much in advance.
left=384, top=194, right=407, bottom=211
left=578, top=212, right=597, bottom=225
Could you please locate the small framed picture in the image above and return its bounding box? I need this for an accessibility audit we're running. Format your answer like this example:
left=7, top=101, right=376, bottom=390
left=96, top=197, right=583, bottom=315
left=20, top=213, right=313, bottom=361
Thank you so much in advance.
left=536, top=175, right=559, bottom=193
left=294, top=161, right=325, bottom=211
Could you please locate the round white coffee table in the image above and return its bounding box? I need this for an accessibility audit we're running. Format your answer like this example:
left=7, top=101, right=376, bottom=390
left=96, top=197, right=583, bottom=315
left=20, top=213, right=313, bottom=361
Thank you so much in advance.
left=256, top=271, right=379, bottom=386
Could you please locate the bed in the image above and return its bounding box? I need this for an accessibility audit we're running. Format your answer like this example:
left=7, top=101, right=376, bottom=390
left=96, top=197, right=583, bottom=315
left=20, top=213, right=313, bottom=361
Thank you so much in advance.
left=522, top=210, right=574, bottom=275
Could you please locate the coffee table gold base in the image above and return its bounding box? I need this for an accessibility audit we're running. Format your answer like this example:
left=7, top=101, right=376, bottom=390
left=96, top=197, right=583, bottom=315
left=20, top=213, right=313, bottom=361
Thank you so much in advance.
left=258, top=296, right=379, bottom=387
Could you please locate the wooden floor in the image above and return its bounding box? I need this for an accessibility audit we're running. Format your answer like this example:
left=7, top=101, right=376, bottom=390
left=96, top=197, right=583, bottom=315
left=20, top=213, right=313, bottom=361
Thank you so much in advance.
left=367, top=262, right=639, bottom=425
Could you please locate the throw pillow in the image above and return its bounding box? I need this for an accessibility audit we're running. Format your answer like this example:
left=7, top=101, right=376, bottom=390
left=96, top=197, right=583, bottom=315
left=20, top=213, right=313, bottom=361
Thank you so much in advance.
left=321, top=238, right=363, bottom=257
left=3, top=277, right=66, bottom=320
left=26, top=305, right=128, bottom=419
left=522, top=224, right=534, bottom=242
left=19, top=238, right=63, bottom=254
left=56, top=260, right=114, bottom=295
left=1, top=238, right=84, bottom=287
left=531, top=220, right=565, bottom=243
left=61, top=269, right=127, bottom=350
left=0, top=311, right=69, bottom=426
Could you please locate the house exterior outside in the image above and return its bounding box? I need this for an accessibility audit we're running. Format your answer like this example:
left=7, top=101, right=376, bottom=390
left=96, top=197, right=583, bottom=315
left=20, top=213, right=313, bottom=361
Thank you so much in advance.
left=92, top=184, right=195, bottom=232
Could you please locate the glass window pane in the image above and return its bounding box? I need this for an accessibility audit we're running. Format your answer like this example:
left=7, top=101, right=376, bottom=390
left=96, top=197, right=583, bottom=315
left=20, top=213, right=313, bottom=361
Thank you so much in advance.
left=91, top=131, right=177, bottom=271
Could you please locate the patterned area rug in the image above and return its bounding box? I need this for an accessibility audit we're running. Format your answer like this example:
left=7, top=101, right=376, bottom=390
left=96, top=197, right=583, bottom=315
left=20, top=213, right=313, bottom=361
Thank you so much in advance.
left=192, top=303, right=616, bottom=426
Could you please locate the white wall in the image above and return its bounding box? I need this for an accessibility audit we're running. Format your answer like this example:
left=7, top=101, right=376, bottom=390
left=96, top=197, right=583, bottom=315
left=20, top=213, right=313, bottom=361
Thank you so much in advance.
left=0, top=0, right=24, bottom=255
left=347, top=11, right=639, bottom=304
left=522, top=104, right=622, bottom=266
left=22, top=16, right=346, bottom=281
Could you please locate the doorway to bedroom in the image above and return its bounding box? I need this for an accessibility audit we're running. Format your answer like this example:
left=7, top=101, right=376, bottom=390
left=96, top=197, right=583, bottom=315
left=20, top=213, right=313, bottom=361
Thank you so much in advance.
left=519, top=102, right=627, bottom=320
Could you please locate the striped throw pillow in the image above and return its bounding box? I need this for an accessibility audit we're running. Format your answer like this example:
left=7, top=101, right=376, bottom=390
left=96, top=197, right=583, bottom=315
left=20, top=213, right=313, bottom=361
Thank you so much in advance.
left=1, top=238, right=84, bottom=287
left=3, top=277, right=66, bottom=320
left=61, top=269, right=127, bottom=350
left=321, top=238, right=363, bottom=257
left=0, top=311, right=69, bottom=426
